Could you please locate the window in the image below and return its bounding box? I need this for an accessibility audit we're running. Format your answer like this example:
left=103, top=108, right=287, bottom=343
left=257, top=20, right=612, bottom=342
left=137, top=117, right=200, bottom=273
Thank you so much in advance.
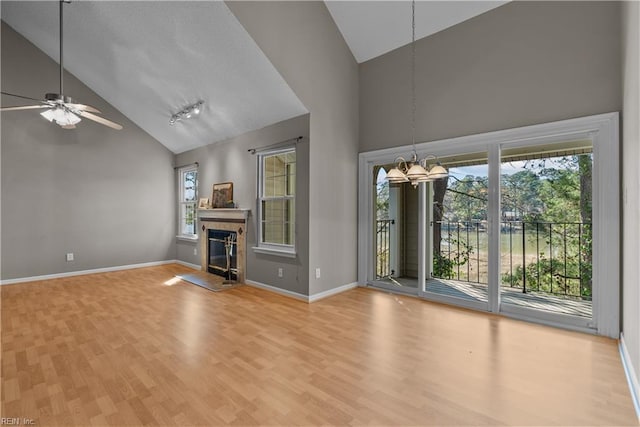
left=178, top=165, right=198, bottom=239
left=257, top=148, right=296, bottom=254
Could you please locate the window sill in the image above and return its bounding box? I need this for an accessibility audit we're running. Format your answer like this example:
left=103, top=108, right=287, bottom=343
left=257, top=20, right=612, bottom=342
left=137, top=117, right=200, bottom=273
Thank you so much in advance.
left=252, top=246, right=297, bottom=258
left=176, top=235, right=198, bottom=243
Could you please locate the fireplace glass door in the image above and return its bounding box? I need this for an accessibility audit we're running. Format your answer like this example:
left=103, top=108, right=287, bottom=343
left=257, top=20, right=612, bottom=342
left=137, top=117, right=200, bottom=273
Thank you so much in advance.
left=208, top=229, right=238, bottom=280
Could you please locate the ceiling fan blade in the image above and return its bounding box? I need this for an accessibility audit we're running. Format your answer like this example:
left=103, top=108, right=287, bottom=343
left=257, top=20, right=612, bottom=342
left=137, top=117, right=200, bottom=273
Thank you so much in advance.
left=67, top=103, right=101, bottom=114
left=1, top=105, right=48, bottom=111
left=78, top=111, right=123, bottom=130
left=1, top=91, right=44, bottom=102
left=60, top=124, right=76, bottom=130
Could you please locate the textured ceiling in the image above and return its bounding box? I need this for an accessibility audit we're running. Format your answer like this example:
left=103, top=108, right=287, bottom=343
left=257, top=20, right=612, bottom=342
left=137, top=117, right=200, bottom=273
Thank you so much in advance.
left=325, top=1, right=508, bottom=63
left=1, top=1, right=307, bottom=154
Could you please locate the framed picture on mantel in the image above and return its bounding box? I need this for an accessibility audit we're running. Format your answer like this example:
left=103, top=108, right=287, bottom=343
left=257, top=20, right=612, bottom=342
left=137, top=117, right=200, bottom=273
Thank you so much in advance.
left=212, top=182, right=233, bottom=208
left=198, top=198, right=210, bottom=209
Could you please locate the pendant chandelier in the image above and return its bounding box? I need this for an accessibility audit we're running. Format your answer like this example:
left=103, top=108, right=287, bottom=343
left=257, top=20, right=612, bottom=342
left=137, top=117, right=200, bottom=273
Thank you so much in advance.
left=386, top=0, right=448, bottom=188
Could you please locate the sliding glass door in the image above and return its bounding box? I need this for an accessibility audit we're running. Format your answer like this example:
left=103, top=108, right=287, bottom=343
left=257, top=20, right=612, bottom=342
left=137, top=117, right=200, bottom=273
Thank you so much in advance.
left=359, top=113, right=619, bottom=336
left=371, top=166, right=420, bottom=295
left=498, top=142, right=594, bottom=324
left=423, top=154, right=490, bottom=311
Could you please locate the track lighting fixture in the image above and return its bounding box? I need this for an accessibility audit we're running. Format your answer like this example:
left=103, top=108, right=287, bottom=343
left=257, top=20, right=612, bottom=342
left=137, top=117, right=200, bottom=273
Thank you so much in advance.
left=170, top=101, right=204, bottom=125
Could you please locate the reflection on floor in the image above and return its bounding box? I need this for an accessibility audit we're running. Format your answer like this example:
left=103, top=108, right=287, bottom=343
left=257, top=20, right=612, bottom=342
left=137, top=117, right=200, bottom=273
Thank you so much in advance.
left=374, top=277, right=592, bottom=318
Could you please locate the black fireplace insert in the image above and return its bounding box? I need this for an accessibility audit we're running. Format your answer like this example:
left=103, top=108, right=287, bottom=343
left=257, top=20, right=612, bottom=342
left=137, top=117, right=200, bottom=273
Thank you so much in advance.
left=208, top=229, right=238, bottom=281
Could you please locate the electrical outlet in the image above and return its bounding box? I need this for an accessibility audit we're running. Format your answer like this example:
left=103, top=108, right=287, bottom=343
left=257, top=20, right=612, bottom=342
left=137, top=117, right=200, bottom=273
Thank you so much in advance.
left=66, top=253, right=74, bottom=262
left=315, top=268, right=321, bottom=279
left=278, top=268, right=283, bottom=278
left=193, top=248, right=198, bottom=256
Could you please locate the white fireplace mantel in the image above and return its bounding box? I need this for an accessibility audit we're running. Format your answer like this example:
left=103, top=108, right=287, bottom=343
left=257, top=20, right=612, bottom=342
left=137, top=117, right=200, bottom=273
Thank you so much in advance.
left=198, top=208, right=250, bottom=221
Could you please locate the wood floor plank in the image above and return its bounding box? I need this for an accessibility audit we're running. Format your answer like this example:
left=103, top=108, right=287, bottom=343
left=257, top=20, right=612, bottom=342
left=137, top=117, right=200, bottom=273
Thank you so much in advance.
left=1, top=264, right=638, bottom=425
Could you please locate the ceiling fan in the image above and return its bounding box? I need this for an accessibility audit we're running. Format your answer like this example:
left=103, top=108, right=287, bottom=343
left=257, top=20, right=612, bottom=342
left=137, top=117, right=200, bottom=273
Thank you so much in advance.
left=1, top=0, right=122, bottom=130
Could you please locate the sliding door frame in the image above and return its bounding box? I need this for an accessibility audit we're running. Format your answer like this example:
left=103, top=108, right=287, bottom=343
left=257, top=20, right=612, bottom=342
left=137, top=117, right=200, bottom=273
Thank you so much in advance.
left=358, top=112, right=619, bottom=337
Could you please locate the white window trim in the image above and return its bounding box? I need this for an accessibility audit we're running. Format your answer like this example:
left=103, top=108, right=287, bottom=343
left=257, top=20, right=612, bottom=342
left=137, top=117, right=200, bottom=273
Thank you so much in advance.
left=177, top=164, right=198, bottom=240
left=176, top=235, right=198, bottom=243
left=254, top=146, right=296, bottom=257
left=358, top=112, right=619, bottom=338
left=252, top=246, right=297, bottom=258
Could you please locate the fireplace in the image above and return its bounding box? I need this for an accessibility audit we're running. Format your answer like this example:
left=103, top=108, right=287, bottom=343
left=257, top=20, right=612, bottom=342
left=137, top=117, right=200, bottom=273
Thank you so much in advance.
left=197, top=208, right=250, bottom=283
left=208, top=229, right=237, bottom=280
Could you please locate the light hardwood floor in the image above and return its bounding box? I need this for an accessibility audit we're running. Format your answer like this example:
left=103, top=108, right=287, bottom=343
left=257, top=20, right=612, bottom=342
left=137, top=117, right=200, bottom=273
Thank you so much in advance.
left=1, top=264, right=638, bottom=426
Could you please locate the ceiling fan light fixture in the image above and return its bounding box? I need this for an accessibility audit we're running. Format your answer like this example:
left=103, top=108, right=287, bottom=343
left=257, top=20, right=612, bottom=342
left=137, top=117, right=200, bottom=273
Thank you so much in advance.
left=40, top=107, right=80, bottom=127
left=0, top=1, right=122, bottom=131
left=39, top=109, right=56, bottom=123
left=59, top=111, right=81, bottom=127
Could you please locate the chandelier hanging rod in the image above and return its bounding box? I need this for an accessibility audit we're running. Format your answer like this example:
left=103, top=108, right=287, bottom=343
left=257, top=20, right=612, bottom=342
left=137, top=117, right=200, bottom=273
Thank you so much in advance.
left=385, top=0, right=449, bottom=188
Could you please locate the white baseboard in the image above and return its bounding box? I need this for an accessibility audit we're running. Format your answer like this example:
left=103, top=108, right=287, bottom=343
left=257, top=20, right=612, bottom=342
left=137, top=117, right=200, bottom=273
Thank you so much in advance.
left=175, top=260, right=201, bottom=270
left=620, top=333, right=640, bottom=422
left=244, top=279, right=309, bottom=302
left=309, top=281, right=359, bottom=302
left=1, top=263, right=360, bottom=304
left=244, top=279, right=359, bottom=303
left=0, top=260, right=185, bottom=285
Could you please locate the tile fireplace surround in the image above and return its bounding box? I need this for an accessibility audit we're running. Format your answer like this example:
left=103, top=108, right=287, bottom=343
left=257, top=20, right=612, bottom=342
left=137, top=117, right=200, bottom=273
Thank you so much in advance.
left=197, top=208, right=250, bottom=283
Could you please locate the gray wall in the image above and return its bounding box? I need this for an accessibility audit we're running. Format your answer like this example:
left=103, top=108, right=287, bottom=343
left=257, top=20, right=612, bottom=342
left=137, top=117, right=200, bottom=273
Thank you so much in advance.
left=1, top=23, right=176, bottom=280
left=360, top=1, right=622, bottom=152
left=227, top=1, right=359, bottom=295
left=174, top=115, right=310, bottom=296
left=622, top=0, right=640, bottom=404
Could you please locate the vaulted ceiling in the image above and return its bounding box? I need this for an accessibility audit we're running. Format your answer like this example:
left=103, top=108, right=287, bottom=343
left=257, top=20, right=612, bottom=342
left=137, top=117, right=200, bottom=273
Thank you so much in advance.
left=1, top=1, right=307, bottom=154
left=1, top=1, right=507, bottom=153
left=325, top=1, right=508, bottom=63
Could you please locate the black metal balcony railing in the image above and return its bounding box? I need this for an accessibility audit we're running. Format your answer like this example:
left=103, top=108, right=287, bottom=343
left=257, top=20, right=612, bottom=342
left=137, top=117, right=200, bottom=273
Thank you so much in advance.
left=374, top=219, right=592, bottom=300
left=498, top=221, right=592, bottom=300
left=376, top=219, right=393, bottom=279
left=432, top=220, right=592, bottom=300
